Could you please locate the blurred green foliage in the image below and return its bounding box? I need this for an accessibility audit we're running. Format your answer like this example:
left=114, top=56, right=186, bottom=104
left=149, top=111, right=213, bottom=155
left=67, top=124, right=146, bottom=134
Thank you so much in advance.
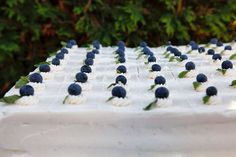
left=0, top=0, right=236, bottom=96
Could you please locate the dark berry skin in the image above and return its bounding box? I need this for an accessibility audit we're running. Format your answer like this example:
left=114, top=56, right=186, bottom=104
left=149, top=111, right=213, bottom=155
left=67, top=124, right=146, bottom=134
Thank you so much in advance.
left=174, top=50, right=181, bottom=57
left=116, top=65, right=127, bottom=73
left=185, top=61, right=195, bottom=71
left=115, top=75, right=127, bottom=85
left=196, top=73, right=207, bottom=83
left=207, top=49, right=215, bottom=55
left=112, top=86, right=126, bottom=98
left=224, top=45, right=232, bottom=50
left=180, top=55, right=188, bottom=60
left=39, top=64, right=50, bottom=72
left=198, top=47, right=205, bottom=53
left=151, top=64, right=161, bottom=72
left=61, top=48, right=68, bottom=54
left=166, top=46, right=173, bottom=52
left=56, top=52, right=64, bottom=60
left=191, top=44, right=199, bottom=50
left=29, top=73, right=43, bottom=83
left=92, top=49, right=99, bottom=54
left=84, top=58, right=94, bottom=66
left=189, top=40, right=196, bottom=46
left=154, top=76, right=166, bottom=85
left=118, top=57, right=126, bottom=63
left=86, top=52, right=95, bottom=59
left=20, top=85, right=34, bottom=96
left=80, top=65, right=92, bottom=73
left=217, top=41, right=223, bottom=47
left=68, top=83, right=82, bottom=96
left=143, top=47, right=151, bottom=55
left=117, top=41, right=125, bottom=48
left=148, top=56, right=156, bottom=63
left=68, top=39, right=77, bottom=45
left=52, top=58, right=60, bottom=66
left=212, top=54, right=222, bottom=61
left=66, top=43, right=73, bottom=49
left=221, top=60, right=233, bottom=69
left=76, top=72, right=88, bottom=83
left=206, top=86, right=217, bottom=97
left=155, top=87, right=169, bottom=99
left=140, top=41, right=147, bottom=48
left=210, top=38, right=218, bottom=44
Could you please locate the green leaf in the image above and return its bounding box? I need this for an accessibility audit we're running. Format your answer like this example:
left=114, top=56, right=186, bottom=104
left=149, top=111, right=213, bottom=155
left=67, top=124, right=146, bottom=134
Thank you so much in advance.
left=60, top=41, right=67, bottom=47
left=149, top=84, right=157, bottom=91
left=176, top=58, right=183, bottom=62
left=15, top=76, right=29, bottom=88
left=178, top=70, right=189, bottom=78
left=34, top=61, right=50, bottom=67
left=163, top=51, right=167, bottom=55
left=143, top=99, right=157, bottom=111
left=106, top=96, right=115, bottom=102
left=186, top=50, right=192, bottom=54
left=216, top=68, right=227, bottom=75
left=192, top=81, right=201, bottom=90
left=136, top=53, right=143, bottom=59
left=204, top=43, right=211, bottom=48
left=107, top=83, right=116, bottom=89
left=230, top=80, right=236, bottom=86
left=0, top=95, right=21, bottom=104
left=202, top=96, right=210, bottom=104
left=63, top=95, right=69, bottom=104
left=164, top=53, right=171, bottom=58
left=229, top=54, right=236, bottom=60
left=169, top=56, right=175, bottom=62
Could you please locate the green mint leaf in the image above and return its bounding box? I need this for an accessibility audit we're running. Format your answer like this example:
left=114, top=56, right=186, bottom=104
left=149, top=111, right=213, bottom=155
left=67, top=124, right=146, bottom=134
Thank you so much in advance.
left=136, top=53, right=143, bottom=59
left=204, top=43, right=211, bottom=48
left=60, top=41, right=67, bottom=47
left=164, top=53, right=170, bottom=58
left=169, top=56, right=175, bottom=62
left=193, top=81, right=201, bottom=90
left=163, top=51, right=167, bottom=55
left=115, top=60, right=119, bottom=64
left=63, top=95, right=69, bottom=104
left=229, top=53, right=236, bottom=60
left=106, top=96, right=115, bottom=102
left=149, top=84, right=157, bottom=91
left=178, top=70, right=189, bottom=78
left=216, top=68, right=227, bottom=75
left=202, top=95, right=210, bottom=104
left=15, top=76, right=29, bottom=88
left=143, top=99, right=158, bottom=111
left=230, top=80, right=236, bottom=86
left=107, top=83, right=116, bottom=89
left=176, top=58, right=183, bottom=62
left=186, top=50, right=192, bottom=54
left=0, top=95, right=21, bottom=104
left=220, top=50, right=225, bottom=55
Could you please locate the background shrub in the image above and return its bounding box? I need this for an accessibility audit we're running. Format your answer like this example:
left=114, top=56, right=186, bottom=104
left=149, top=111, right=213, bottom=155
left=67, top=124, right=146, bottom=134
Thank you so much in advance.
left=0, top=0, right=236, bottom=97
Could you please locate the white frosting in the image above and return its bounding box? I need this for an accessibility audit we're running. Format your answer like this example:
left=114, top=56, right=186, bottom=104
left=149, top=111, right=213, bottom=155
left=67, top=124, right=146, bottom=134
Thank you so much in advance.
left=186, top=70, right=197, bottom=78
left=76, top=82, right=92, bottom=91
left=148, top=71, right=161, bottom=79
left=217, top=68, right=236, bottom=76
left=86, top=73, right=96, bottom=80
left=195, top=82, right=208, bottom=92
left=156, top=98, right=173, bottom=108
left=206, top=96, right=221, bottom=105
left=110, top=97, right=131, bottom=107
left=64, top=95, right=86, bottom=105
left=50, top=65, right=63, bottom=72
left=28, top=82, right=45, bottom=93
left=40, top=72, right=54, bottom=80
left=16, top=96, right=38, bottom=106
left=211, top=60, right=222, bottom=66
left=176, top=60, right=187, bottom=67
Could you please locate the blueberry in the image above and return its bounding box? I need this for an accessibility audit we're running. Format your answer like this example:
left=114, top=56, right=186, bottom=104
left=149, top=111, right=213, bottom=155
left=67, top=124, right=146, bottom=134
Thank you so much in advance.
left=191, top=43, right=199, bottom=50
left=185, top=61, right=195, bottom=71
left=166, top=46, right=173, bottom=52
left=170, top=48, right=178, bottom=54
left=217, top=41, right=223, bottom=47
left=116, top=48, right=125, bottom=56
left=189, top=40, right=196, bottom=46
left=118, top=57, right=126, bottom=63
left=210, top=38, right=218, bottom=44
left=86, top=52, right=95, bottom=59
left=56, top=52, right=64, bottom=60
left=112, top=86, right=126, bottom=98
left=143, top=47, right=151, bottom=55
left=212, top=54, right=222, bottom=61
left=81, top=65, right=92, bottom=73
left=140, top=41, right=147, bottom=47
left=20, top=85, right=34, bottom=96
left=155, top=87, right=169, bottom=99
left=68, top=39, right=77, bottom=45
left=117, top=41, right=125, bottom=48
left=115, top=75, right=127, bottom=85
left=116, top=65, right=127, bottom=73
left=39, top=64, right=50, bottom=72
left=84, top=58, right=94, bottom=66
left=224, top=45, right=232, bottom=50
left=198, top=47, right=205, bottom=53
left=92, top=49, right=99, bottom=54
left=29, top=73, right=43, bottom=83
left=52, top=58, right=60, bottom=66
left=76, top=72, right=88, bottom=83
left=151, top=64, right=161, bottom=72
left=154, top=76, right=166, bottom=85
left=68, top=83, right=82, bottom=96
left=66, top=43, right=73, bottom=49
left=206, top=86, right=217, bottom=97
left=221, top=60, right=233, bottom=69
left=92, top=40, right=100, bottom=49
left=196, top=73, right=207, bottom=83
left=148, top=56, right=156, bottom=63
left=61, top=48, right=68, bottom=54
left=207, top=49, right=215, bottom=55
left=180, top=54, right=188, bottom=60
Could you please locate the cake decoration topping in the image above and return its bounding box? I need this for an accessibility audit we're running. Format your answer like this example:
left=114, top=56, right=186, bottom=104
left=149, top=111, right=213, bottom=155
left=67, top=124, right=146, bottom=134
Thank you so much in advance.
left=217, top=60, right=233, bottom=75
left=116, top=65, right=127, bottom=74
left=150, top=64, right=161, bottom=72
left=107, top=75, right=127, bottom=89
left=84, top=58, right=94, bottom=66
left=193, top=73, right=207, bottom=91
left=39, top=64, right=51, bottom=73
left=56, top=52, right=64, bottom=60
left=149, top=76, right=166, bottom=90
left=29, top=73, right=43, bottom=83
left=81, top=65, right=92, bottom=73
left=178, top=61, right=196, bottom=78
left=51, top=58, right=60, bottom=66
left=203, top=86, right=218, bottom=104
left=107, top=86, right=127, bottom=102
left=75, top=72, right=88, bottom=83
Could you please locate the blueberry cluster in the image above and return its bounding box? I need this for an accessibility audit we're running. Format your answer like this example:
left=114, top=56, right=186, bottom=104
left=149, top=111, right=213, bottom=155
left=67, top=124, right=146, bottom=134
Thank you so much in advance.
left=115, top=41, right=126, bottom=64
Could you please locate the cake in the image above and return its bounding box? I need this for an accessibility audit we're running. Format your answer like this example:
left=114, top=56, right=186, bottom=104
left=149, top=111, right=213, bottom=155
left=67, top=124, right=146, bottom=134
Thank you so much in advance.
left=1, top=39, right=236, bottom=157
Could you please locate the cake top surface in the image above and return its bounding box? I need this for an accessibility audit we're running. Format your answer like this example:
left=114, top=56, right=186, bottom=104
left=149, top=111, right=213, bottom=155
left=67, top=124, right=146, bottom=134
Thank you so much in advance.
left=1, top=40, right=236, bottom=114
